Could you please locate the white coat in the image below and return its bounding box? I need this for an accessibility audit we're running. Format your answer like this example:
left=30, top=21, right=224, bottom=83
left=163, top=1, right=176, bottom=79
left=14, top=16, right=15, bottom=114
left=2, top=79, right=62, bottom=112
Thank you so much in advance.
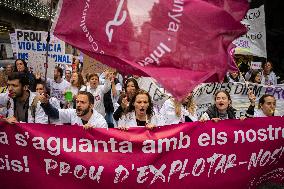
left=0, top=92, right=48, bottom=123
left=57, top=108, right=108, bottom=128
left=117, top=111, right=164, bottom=128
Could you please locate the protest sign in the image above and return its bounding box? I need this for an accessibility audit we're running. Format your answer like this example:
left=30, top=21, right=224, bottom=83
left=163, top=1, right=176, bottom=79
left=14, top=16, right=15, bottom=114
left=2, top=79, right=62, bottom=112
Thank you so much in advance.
left=250, top=62, right=262, bottom=70
left=82, top=54, right=110, bottom=75
left=16, top=29, right=66, bottom=61
left=233, top=5, right=267, bottom=58
left=1, top=117, right=284, bottom=188
left=192, top=82, right=284, bottom=118
left=15, top=29, right=72, bottom=78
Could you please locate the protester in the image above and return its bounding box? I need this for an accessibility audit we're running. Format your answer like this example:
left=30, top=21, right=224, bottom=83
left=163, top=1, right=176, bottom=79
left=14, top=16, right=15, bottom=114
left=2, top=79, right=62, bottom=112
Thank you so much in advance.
left=35, top=81, right=61, bottom=124
left=224, top=71, right=244, bottom=83
left=160, top=97, right=187, bottom=125
left=39, top=91, right=107, bottom=128
left=80, top=71, right=111, bottom=116
left=113, top=78, right=139, bottom=122
left=103, top=70, right=122, bottom=128
left=72, top=58, right=82, bottom=73
left=200, top=90, right=237, bottom=122
left=117, top=90, right=163, bottom=129
left=246, top=91, right=277, bottom=117
left=0, top=70, right=8, bottom=116
left=261, top=61, right=278, bottom=85
left=64, top=69, right=72, bottom=83
left=248, top=70, right=262, bottom=84
left=68, top=72, right=85, bottom=108
left=45, top=66, right=71, bottom=107
left=0, top=72, right=48, bottom=123
left=14, top=59, right=36, bottom=91
left=0, top=70, right=7, bottom=93
left=184, top=93, right=198, bottom=122
left=5, top=64, right=13, bottom=77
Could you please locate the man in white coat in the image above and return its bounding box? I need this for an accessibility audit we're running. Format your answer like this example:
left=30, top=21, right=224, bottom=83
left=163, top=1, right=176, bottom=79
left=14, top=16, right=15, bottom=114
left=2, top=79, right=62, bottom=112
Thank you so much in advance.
left=0, top=72, right=48, bottom=123
left=39, top=91, right=107, bottom=128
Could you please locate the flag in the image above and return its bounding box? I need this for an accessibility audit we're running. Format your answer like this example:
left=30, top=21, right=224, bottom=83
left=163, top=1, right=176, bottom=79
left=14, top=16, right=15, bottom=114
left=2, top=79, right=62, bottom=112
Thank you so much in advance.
left=52, top=0, right=248, bottom=99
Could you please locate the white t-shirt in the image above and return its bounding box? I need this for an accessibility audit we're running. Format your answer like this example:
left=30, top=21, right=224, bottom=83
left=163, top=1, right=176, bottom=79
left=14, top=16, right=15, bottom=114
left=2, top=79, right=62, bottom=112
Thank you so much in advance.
left=159, top=98, right=188, bottom=125
left=80, top=80, right=111, bottom=116
left=48, top=78, right=71, bottom=104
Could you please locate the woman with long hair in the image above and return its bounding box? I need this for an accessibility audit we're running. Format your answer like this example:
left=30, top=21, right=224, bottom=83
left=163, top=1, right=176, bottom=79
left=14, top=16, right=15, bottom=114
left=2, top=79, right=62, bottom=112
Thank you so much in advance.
left=113, top=78, right=139, bottom=121
left=248, top=70, right=262, bottom=84
left=261, top=61, right=278, bottom=85
left=184, top=93, right=198, bottom=122
left=200, top=90, right=237, bottom=122
left=247, top=91, right=278, bottom=117
left=14, top=59, right=36, bottom=91
left=67, top=72, right=85, bottom=108
left=118, top=90, right=163, bottom=129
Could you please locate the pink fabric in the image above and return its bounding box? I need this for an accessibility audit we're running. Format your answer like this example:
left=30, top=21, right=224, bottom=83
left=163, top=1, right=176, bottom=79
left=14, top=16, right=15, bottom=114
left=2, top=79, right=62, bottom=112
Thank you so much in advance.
left=1, top=117, right=284, bottom=188
left=52, top=0, right=248, bottom=99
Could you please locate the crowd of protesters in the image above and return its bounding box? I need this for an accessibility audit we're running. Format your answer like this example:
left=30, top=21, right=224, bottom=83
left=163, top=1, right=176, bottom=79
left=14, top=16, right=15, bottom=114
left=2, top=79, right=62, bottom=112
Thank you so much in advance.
left=0, top=58, right=281, bottom=130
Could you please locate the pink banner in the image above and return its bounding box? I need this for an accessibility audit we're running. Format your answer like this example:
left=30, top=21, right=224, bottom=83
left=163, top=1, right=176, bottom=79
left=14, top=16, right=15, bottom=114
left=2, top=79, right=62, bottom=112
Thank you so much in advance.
left=1, top=117, right=284, bottom=188
left=52, top=0, right=248, bottom=99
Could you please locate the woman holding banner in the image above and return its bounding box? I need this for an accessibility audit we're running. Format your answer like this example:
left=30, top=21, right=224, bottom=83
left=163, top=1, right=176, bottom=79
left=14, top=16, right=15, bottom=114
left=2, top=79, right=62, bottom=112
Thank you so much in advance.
left=199, top=90, right=237, bottom=122
left=117, top=90, right=163, bottom=129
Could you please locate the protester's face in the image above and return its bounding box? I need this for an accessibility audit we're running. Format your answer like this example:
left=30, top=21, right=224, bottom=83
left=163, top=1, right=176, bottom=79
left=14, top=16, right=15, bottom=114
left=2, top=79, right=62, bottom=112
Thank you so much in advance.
left=126, top=81, right=136, bottom=96
left=264, top=62, right=272, bottom=73
left=6, top=65, right=13, bottom=74
left=260, top=96, right=276, bottom=116
left=7, top=79, right=24, bottom=98
left=134, top=94, right=149, bottom=117
left=36, top=84, right=45, bottom=95
left=76, top=94, right=92, bottom=117
left=16, top=60, right=25, bottom=72
left=230, top=72, right=239, bottom=79
left=89, top=75, right=99, bottom=88
left=65, top=71, right=71, bottom=81
left=74, top=59, right=80, bottom=65
left=215, top=92, right=230, bottom=112
left=71, top=73, right=78, bottom=86
left=254, top=73, right=262, bottom=83
left=54, top=69, right=60, bottom=80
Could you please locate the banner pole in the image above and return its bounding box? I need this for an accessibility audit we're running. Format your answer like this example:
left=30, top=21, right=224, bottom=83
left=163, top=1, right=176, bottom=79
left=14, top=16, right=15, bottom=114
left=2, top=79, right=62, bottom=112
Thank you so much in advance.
left=45, top=0, right=53, bottom=82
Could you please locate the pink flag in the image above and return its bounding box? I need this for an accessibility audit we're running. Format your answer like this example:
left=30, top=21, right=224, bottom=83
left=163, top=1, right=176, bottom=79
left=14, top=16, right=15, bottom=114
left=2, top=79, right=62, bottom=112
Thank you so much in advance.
left=52, top=0, right=248, bottom=99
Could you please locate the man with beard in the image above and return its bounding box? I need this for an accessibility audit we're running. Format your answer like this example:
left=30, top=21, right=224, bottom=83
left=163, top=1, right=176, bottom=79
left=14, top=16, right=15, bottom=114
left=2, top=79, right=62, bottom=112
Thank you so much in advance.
left=46, top=66, right=71, bottom=107
left=0, top=72, right=48, bottom=123
left=39, top=91, right=107, bottom=128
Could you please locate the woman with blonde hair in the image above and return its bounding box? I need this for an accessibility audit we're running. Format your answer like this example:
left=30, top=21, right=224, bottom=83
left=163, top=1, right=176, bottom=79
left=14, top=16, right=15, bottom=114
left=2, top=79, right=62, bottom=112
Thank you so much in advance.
left=184, top=93, right=198, bottom=122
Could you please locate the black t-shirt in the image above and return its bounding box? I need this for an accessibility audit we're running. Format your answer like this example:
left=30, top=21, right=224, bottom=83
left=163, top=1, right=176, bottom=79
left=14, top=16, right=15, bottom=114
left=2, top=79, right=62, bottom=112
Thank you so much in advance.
left=136, top=119, right=146, bottom=126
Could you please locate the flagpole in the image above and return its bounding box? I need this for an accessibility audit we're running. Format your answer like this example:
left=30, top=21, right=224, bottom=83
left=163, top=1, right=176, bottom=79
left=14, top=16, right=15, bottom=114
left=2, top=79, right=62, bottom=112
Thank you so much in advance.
left=45, top=0, right=53, bottom=82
